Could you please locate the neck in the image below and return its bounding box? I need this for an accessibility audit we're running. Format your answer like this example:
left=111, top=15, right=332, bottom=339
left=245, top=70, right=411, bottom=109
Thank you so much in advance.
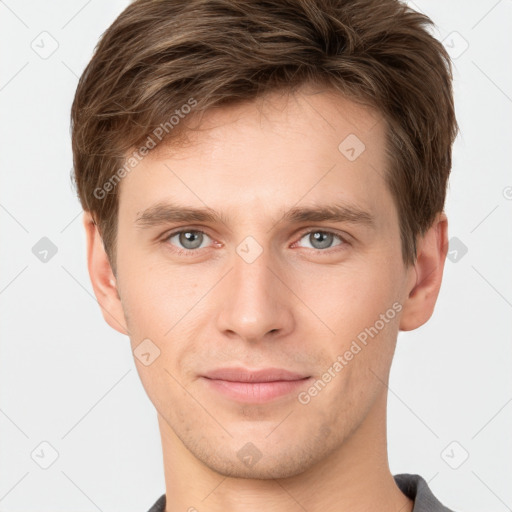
left=157, top=391, right=413, bottom=512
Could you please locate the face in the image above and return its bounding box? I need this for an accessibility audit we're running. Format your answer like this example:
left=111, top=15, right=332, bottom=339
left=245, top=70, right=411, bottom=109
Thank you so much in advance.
left=110, top=86, right=417, bottom=478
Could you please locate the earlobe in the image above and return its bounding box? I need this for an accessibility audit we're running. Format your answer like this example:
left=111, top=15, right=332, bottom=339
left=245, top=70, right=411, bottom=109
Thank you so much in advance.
left=399, top=212, right=449, bottom=332
left=83, top=212, right=129, bottom=335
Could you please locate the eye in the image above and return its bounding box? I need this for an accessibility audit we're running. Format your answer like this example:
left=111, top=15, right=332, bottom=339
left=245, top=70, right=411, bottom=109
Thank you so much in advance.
left=295, top=229, right=347, bottom=251
left=165, top=229, right=212, bottom=252
left=162, top=228, right=348, bottom=256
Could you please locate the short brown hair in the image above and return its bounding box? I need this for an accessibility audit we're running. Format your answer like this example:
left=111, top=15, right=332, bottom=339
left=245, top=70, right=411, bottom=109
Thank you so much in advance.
left=71, top=0, right=458, bottom=271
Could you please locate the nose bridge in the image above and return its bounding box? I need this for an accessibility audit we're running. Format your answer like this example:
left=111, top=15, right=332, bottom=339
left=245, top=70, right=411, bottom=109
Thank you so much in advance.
left=233, top=245, right=273, bottom=302
left=216, top=239, right=292, bottom=341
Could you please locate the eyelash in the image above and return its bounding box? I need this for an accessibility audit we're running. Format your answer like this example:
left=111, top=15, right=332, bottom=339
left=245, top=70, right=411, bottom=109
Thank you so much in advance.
left=161, top=228, right=350, bottom=257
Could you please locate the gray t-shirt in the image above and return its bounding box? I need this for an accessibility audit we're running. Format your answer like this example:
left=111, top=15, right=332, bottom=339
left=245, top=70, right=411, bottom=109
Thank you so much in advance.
left=146, top=473, right=455, bottom=511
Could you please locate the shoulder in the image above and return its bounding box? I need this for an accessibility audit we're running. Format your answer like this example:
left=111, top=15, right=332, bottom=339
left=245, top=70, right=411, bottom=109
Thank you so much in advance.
left=394, top=473, right=456, bottom=512
left=146, top=493, right=166, bottom=512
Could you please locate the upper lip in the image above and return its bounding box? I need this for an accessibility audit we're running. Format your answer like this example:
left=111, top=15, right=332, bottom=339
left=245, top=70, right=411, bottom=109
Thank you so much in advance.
left=202, top=367, right=309, bottom=383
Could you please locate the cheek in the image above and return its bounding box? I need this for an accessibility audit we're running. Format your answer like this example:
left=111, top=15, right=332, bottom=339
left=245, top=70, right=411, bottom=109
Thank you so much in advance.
left=116, top=238, right=205, bottom=340
left=297, top=256, right=402, bottom=338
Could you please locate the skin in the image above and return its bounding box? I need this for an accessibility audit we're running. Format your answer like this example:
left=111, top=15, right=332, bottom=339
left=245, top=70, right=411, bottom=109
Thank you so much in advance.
left=84, top=84, right=448, bottom=512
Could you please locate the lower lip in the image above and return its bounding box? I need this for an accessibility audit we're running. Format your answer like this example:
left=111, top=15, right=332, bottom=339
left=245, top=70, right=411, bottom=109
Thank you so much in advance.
left=202, top=377, right=311, bottom=403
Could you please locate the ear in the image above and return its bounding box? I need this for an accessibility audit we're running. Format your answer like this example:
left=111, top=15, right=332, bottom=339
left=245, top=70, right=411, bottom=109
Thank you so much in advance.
left=83, top=212, right=129, bottom=335
left=399, top=211, right=449, bottom=331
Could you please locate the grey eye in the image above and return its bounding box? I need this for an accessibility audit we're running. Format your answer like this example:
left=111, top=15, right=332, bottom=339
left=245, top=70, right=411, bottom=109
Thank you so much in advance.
left=299, top=231, right=342, bottom=250
left=169, top=230, right=210, bottom=250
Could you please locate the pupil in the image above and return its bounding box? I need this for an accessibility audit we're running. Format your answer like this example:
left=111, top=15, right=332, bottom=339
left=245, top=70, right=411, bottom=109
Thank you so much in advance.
left=312, top=231, right=332, bottom=249
left=181, top=231, right=201, bottom=249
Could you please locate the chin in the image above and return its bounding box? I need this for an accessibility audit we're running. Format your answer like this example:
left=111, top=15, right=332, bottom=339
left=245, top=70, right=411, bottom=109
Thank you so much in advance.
left=203, top=454, right=316, bottom=480
left=186, top=432, right=334, bottom=481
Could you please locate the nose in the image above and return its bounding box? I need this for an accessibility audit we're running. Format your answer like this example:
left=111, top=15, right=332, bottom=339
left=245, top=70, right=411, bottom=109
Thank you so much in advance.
left=216, top=245, right=294, bottom=343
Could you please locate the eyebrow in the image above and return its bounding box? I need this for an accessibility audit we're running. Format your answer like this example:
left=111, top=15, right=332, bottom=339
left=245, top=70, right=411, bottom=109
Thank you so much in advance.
left=135, top=201, right=375, bottom=229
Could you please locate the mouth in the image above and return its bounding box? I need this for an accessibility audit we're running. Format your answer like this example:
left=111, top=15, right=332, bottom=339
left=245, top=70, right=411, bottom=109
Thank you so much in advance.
left=201, top=367, right=312, bottom=403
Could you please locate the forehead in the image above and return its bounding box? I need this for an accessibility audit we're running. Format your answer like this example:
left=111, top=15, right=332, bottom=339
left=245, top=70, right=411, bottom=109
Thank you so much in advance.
left=154, top=85, right=383, bottom=164
left=118, top=85, right=395, bottom=231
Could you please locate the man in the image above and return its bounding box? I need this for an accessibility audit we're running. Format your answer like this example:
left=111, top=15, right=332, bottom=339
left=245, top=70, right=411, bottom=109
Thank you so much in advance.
left=71, top=0, right=459, bottom=510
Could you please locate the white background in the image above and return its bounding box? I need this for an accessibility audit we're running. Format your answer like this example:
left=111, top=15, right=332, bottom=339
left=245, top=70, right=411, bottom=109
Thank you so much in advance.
left=0, top=1, right=511, bottom=511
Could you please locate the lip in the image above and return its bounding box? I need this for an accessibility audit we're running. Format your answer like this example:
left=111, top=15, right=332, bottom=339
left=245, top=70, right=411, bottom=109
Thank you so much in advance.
left=201, top=367, right=311, bottom=403
left=203, top=367, right=309, bottom=382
